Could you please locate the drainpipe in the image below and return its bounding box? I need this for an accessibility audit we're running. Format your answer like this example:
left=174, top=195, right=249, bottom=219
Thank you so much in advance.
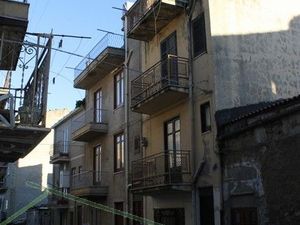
left=124, top=12, right=131, bottom=223
left=186, top=0, right=197, bottom=225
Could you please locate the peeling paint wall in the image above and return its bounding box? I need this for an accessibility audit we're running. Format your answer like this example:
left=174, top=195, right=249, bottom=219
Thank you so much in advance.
left=221, top=107, right=300, bottom=225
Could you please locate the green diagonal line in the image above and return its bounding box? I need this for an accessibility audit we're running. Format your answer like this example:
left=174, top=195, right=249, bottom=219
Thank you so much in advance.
left=0, top=191, right=48, bottom=225
left=26, top=181, right=164, bottom=225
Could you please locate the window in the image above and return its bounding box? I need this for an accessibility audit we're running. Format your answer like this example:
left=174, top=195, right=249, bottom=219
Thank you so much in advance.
left=231, top=208, right=258, bottom=225
left=200, top=102, right=211, bottom=133
left=114, top=72, right=124, bottom=108
left=94, top=145, right=102, bottom=183
left=62, top=128, right=69, bottom=153
left=78, top=166, right=83, bottom=180
left=114, top=133, right=125, bottom=172
left=165, top=117, right=182, bottom=174
left=114, top=202, right=124, bottom=225
left=199, top=187, right=215, bottom=225
left=94, top=89, right=103, bottom=123
left=192, top=12, right=207, bottom=57
left=71, top=167, right=76, bottom=186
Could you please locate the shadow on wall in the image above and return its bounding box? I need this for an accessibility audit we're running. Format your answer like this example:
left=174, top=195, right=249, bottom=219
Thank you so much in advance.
left=9, top=164, right=43, bottom=222
left=213, top=16, right=300, bottom=110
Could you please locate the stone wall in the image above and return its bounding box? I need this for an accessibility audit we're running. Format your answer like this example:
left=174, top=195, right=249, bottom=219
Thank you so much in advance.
left=219, top=100, right=300, bottom=225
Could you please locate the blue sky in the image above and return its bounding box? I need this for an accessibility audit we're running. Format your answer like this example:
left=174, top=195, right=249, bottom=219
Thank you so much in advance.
left=10, top=0, right=127, bottom=110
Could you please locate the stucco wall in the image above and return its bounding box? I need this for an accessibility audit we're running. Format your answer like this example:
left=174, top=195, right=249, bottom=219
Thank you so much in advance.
left=209, top=0, right=300, bottom=110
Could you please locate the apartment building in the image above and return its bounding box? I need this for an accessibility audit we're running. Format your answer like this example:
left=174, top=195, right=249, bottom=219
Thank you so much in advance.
left=50, top=107, right=85, bottom=225
left=48, top=0, right=300, bottom=225
left=124, top=0, right=300, bottom=225
left=70, top=32, right=126, bottom=225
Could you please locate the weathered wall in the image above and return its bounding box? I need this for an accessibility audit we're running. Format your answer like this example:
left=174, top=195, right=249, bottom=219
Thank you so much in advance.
left=6, top=109, right=70, bottom=219
left=209, top=0, right=300, bottom=110
left=221, top=106, right=300, bottom=225
left=83, top=65, right=126, bottom=225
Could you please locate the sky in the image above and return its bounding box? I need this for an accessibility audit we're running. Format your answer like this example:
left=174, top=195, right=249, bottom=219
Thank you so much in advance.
left=7, top=0, right=127, bottom=110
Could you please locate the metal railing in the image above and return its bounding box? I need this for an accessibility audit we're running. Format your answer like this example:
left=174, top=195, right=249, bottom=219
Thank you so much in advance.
left=127, top=0, right=157, bottom=32
left=131, top=150, right=191, bottom=189
left=70, top=170, right=108, bottom=190
left=71, top=108, right=108, bottom=133
left=50, top=141, right=84, bottom=159
left=131, top=55, right=189, bottom=106
left=74, top=33, right=124, bottom=78
left=126, top=0, right=188, bottom=32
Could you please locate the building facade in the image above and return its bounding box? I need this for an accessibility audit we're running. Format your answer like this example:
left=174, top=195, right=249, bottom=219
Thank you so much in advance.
left=49, top=0, right=300, bottom=225
left=124, top=0, right=300, bottom=225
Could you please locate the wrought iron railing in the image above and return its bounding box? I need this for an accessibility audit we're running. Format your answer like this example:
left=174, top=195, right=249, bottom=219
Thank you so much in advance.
left=70, top=170, right=108, bottom=190
left=131, top=55, right=189, bottom=106
left=50, top=141, right=84, bottom=159
left=131, top=150, right=191, bottom=189
left=126, top=0, right=188, bottom=32
left=74, top=33, right=124, bottom=79
left=71, top=108, right=109, bottom=133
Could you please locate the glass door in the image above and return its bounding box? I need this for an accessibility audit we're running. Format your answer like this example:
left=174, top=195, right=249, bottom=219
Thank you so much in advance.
left=165, top=117, right=182, bottom=183
left=160, top=32, right=178, bottom=87
left=94, top=89, right=102, bottom=123
left=94, top=145, right=102, bottom=184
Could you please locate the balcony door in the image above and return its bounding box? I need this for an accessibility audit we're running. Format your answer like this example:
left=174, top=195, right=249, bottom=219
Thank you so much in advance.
left=94, top=145, right=102, bottom=184
left=161, top=32, right=178, bottom=86
left=164, top=117, right=182, bottom=183
left=62, top=128, right=69, bottom=154
left=94, top=89, right=103, bottom=123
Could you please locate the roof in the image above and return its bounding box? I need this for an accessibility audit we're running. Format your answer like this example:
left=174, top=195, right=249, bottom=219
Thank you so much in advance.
left=216, top=94, right=300, bottom=128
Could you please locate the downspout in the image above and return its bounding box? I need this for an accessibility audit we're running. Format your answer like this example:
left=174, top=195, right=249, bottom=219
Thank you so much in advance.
left=186, top=0, right=197, bottom=225
left=124, top=12, right=130, bottom=220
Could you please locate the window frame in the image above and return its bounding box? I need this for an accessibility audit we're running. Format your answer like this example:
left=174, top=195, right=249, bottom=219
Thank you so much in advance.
left=114, top=71, right=124, bottom=109
left=114, top=132, right=125, bottom=172
left=200, top=102, right=211, bottom=133
left=192, top=12, right=207, bottom=58
left=94, top=145, right=102, bottom=183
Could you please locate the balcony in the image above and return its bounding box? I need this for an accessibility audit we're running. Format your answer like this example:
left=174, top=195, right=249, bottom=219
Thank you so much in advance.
left=50, top=142, right=83, bottom=164
left=0, top=0, right=29, bottom=70
left=70, top=170, right=108, bottom=198
left=131, top=55, right=189, bottom=114
left=50, top=141, right=70, bottom=164
left=126, top=0, right=188, bottom=41
left=74, top=33, right=125, bottom=89
left=71, top=108, right=108, bottom=142
left=47, top=186, right=69, bottom=209
left=131, top=150, right=191, bottom=193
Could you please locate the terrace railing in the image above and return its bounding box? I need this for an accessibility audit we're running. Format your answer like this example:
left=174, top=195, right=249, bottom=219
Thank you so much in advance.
left=131, top=150, right=191, bottom=189
left=71, top=108, right=109, bottom=133
left=71, top=170, right=108, bottom=189
left=131, top=55, right=189, bottom=106
left=74, top=33, right=124, bottom=79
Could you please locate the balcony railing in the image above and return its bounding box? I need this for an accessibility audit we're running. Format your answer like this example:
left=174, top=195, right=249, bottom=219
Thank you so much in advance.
left=127, top=0, right=157, bottom=32
left=71, top=108, right=108, bottom=133
left=74, top=33, right=124, bottom=79
left=131, top=55, right=189, bottom=107
left=126, top=0, right=188, bottom=41
left=70, top=170, right=108, bottom=190
left=131, top=150, right=191, bottom=190
left=51, top=141, right=71, bottom=156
